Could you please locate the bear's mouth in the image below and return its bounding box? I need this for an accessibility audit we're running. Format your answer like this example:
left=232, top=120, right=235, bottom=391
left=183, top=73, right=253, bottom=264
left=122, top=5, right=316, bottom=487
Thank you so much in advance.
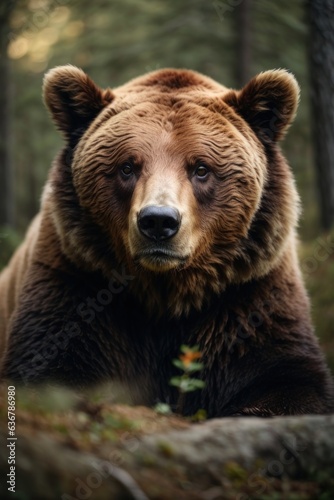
left=135, top=248, right=188, bottom=271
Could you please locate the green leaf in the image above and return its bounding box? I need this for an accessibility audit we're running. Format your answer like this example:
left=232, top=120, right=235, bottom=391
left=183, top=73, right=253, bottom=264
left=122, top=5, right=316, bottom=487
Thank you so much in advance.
left=169, top=376, right=182, bottom=387
left=187, top=379, right=206, bottom=389
left=191, top=409, right=207, bottom=422
left=172, top=359, right=185, bottom=370
left=179, top=379, right=193, bottom=392
left=184, top=362, right=204, bottom=373
left=154, top=403, right=172, bottom=415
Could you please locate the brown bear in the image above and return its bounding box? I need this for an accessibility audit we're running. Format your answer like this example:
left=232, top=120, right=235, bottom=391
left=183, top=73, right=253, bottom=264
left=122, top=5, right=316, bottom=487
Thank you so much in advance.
left=0, top=65, right=333, bottom=417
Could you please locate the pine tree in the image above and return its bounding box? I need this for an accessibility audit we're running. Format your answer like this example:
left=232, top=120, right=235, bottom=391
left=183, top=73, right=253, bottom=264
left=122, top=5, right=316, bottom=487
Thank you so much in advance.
left=308, top=0, right=334, bottom=230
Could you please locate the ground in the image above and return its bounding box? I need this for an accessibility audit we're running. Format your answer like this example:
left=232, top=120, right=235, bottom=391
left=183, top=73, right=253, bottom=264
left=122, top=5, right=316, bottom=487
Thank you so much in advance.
left=0, top=384, right=334, bottom=500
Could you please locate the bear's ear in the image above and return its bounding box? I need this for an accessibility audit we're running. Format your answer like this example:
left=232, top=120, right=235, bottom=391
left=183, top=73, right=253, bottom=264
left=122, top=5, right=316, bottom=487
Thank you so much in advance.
left=224, top=69, right=300, bottom=142
left=43, top=65, right=114, bottom=143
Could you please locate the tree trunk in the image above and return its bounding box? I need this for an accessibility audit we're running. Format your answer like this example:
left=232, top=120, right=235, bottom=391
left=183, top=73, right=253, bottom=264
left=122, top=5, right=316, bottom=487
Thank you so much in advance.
left=308, top=0, right=334, bottom=231
left=236, top=0, right=252, bottom=87
left=0, top=4, right=14, bottom=228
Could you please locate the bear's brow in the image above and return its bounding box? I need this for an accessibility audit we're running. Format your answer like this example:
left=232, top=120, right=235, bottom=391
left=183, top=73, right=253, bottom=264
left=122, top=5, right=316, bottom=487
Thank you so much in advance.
left=112, top=96, right=229, bottom=117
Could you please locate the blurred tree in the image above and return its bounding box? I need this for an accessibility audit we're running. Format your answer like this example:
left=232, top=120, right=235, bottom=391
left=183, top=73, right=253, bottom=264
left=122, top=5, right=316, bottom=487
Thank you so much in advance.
left=308, top=0, right=334, bottom=231
left=0, top=2, right=15, bottom=227
left=235, top=0, right=252, bottom=86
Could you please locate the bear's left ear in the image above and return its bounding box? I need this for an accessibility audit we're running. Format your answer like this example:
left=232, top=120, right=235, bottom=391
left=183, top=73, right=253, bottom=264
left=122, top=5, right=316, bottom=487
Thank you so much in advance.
left=224, top=69, right=300, bottom=142
left=43, top=65, right=114, bottom=143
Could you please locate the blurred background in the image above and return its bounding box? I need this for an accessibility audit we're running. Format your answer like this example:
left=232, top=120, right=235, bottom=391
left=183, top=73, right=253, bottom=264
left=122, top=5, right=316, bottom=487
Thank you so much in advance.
left=0, top=0, right=333, bottom=369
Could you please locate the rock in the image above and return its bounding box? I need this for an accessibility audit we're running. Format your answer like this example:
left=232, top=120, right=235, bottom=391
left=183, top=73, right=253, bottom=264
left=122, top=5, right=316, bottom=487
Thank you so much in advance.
left=1, top=412, right=334, bottom=499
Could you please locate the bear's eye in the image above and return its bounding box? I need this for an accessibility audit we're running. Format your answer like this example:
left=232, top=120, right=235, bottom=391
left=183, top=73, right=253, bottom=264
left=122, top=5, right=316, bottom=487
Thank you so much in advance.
left=120, top=163, right=134, bottom=178
left=195, top=164, right=209, bottom=179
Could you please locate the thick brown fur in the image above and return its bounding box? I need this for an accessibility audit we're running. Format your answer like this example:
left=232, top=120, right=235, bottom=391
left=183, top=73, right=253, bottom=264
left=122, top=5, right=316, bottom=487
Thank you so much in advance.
left=0, top=66, right=333, bottom=417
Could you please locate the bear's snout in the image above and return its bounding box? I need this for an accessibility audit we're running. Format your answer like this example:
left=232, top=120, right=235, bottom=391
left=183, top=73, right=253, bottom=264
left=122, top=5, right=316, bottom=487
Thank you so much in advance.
left=137, top=205, right=181, bottom=241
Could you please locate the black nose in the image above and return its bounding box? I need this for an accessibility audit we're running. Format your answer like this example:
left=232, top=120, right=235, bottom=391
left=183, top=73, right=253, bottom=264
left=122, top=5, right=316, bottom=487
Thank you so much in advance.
left=137, top=205, right=181, bottom=241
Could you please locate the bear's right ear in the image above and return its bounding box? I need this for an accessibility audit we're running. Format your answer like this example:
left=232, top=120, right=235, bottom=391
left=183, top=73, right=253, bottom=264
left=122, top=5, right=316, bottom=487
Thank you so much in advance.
left=43, top=65, right=114, bottom=143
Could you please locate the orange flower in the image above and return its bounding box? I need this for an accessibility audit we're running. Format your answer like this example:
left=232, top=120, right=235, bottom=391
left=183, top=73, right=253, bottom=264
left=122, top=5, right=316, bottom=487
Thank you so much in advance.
left=180, top=351, right=201, bottom=367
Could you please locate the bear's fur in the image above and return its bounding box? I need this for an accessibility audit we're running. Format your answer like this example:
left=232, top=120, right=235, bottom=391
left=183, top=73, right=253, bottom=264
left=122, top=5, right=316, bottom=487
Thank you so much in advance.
left=0, top=65, right=333, bottom=417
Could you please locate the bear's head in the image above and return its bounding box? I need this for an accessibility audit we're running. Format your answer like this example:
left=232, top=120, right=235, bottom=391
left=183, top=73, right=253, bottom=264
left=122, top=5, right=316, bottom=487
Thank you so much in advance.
left=43, top=65, right=300, bottom=316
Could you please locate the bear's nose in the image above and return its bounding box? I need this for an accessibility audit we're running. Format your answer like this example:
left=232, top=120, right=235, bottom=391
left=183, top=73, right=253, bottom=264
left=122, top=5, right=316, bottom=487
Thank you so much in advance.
left=137, top=205, right=181, bottom=241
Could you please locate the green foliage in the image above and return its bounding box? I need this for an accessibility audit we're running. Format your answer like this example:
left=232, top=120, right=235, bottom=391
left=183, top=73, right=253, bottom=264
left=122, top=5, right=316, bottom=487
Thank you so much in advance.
left=170, top=345, right=205, bottom=390
left=169, top=344, right=205, bottom=415
left=170, top=376, right=205, bottom=393
left=153, top=346, right=207, bottom=416
left=191, top=408, right=207, bottom=421
left=157, top=440, right=175, bottom=457
left=153, top=402, right=172, bottom=415
left=172, top=359, right=204, bottom=373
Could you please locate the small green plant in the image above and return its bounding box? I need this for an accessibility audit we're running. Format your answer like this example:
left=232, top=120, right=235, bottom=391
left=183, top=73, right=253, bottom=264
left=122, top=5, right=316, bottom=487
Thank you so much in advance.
left=153, top=345, right=206, bottom=416
left=153, top=402, right=172, bottom=415
left=170, top=345, right=206, bottom=414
